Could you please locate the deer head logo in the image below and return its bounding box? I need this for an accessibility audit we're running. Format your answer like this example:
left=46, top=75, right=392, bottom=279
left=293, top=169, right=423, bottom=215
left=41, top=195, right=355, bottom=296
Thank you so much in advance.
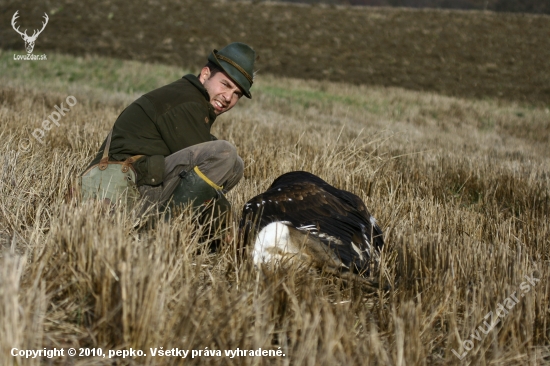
left=11, top=11, right=49, bottom=54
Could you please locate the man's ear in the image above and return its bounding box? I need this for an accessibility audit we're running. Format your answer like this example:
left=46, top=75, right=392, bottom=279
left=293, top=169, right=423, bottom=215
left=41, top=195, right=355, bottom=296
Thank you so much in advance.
left=199, top=66, right=211, bottom=83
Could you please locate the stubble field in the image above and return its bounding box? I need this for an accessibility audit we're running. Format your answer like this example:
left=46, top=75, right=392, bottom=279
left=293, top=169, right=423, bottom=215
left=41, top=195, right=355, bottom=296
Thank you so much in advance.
left=0, top=45, right=549, bottom=365
left=1, top=1, right=550, bottom=364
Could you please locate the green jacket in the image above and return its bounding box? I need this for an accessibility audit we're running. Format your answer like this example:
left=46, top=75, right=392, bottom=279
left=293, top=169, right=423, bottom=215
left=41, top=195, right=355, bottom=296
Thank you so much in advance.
left=86, top=74, right=217, bottom=186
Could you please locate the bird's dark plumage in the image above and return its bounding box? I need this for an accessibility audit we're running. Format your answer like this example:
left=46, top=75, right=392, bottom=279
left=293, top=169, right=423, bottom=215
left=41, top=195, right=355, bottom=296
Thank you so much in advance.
left=239, top=171, right=384, bottom=276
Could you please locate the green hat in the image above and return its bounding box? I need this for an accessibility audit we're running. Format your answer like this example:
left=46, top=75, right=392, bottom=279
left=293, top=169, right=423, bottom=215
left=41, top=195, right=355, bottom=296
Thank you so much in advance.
left=208, top=42, right=255, bottom=99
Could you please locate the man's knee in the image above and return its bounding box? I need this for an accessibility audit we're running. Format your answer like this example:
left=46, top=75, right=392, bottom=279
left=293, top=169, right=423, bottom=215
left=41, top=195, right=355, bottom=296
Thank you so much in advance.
left=224, top=155, right=244, bottom=191
left=235, top=155, right=244, bottom=176
left=163, top=140, right=242, bottom=190
left=212, top=140, right=238, bottom=163
left=188, top=140, right=240, bottom=188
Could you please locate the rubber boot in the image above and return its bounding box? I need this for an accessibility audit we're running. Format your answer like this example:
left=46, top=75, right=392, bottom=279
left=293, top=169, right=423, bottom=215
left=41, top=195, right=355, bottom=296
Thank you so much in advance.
left=165, top=166, right=232, bottom=247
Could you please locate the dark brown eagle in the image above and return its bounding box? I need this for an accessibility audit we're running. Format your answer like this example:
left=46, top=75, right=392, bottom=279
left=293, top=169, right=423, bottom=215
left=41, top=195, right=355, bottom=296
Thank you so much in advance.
left=239, top=171, right=384, bottom=277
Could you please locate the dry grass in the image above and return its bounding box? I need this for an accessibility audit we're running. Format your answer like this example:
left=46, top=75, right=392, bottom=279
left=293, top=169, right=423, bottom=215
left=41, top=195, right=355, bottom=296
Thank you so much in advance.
left=0, top=51, right=549, bottom=365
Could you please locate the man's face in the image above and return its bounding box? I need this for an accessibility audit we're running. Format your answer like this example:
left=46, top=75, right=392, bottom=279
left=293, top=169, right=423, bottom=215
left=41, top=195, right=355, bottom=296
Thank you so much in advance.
left=199, top=67, right=243, bottom=115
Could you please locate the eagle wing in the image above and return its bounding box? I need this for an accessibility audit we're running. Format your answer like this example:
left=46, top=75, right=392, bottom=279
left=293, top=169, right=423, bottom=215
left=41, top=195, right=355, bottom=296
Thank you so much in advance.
left=240, top=178, right=383, bottom=273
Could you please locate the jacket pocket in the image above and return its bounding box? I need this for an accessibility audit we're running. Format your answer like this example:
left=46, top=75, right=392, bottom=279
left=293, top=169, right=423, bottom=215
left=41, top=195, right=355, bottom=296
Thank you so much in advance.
left=134, top=155, right=165, bottom=186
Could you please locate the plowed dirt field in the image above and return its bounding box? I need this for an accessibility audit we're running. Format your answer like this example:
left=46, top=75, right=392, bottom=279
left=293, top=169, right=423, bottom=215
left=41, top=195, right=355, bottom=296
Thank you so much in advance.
left=1, top=0, right=549, bottom=105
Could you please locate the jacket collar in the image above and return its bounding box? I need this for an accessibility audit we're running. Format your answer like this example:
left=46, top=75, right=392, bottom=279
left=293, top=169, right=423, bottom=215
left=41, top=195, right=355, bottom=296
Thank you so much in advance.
left=184, top=74, right=211, bottom=100
left=183, top=74, right=217, bottom=122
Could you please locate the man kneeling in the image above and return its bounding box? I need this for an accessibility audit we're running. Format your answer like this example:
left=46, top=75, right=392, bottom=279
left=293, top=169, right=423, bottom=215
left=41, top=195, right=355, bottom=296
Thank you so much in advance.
left=81, top=42, right=256, bottom=241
